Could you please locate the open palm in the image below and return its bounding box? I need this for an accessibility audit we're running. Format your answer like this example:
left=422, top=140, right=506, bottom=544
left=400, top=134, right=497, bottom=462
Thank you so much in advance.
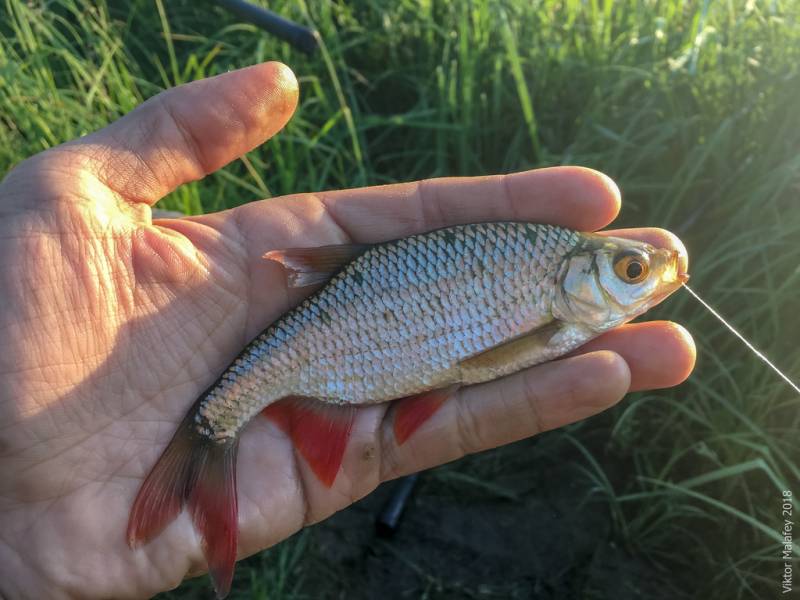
left=0, top=62, right=695, bottom=599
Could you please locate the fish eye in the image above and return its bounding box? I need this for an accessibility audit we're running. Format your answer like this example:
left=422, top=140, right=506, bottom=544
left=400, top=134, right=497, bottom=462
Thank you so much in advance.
left=613, top=252, right=650, bottom=284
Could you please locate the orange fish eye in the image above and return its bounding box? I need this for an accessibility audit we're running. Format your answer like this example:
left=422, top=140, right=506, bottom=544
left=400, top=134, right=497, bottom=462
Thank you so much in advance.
left=613, top=252, right=650, bottom=283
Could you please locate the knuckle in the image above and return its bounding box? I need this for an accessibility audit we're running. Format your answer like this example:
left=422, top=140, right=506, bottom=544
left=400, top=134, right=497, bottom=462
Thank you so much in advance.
left=377, top=417, right=403, bottom=481
left=519, top=371, right=548, bottom=433
left=453, top=396, right=486, bottom=457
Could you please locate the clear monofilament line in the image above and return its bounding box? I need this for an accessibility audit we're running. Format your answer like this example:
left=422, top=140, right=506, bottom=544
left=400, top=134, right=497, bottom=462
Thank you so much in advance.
left=682, top=284, right=800, bottom=395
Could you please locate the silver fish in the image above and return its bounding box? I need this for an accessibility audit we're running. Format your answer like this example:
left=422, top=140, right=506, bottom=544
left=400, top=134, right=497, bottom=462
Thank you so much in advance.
left=127, top=222, right=687, bottom=597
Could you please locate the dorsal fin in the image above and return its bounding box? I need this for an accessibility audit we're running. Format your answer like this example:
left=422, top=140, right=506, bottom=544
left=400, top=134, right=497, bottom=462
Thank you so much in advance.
left=263, top=243, right=370, bottom=287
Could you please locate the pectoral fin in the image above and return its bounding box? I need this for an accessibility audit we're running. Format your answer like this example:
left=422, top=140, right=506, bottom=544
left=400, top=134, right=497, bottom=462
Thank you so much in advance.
left=458, top=320, right=565, bottom=384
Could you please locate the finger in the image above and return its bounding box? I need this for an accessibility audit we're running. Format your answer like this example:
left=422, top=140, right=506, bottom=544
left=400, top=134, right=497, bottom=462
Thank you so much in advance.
left=577, top=321, right=696, bottom=391
left=379, top=350, right=630, bottom=480
left=61, top=62, right=298, bottom=205
left=228, top=166, right=622, bottom=249
left=319, top=166, right=622, bottom=240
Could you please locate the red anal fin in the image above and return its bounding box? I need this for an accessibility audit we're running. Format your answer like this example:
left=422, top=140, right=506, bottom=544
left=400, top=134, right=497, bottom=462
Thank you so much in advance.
left=263, top=397, right=357, bottom=487
left=393, top=385, right=459, bottom=445
left=263, top=243, right=370, bottom=287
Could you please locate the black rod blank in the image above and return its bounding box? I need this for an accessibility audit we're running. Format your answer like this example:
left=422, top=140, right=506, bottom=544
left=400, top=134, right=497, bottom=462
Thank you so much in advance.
left=375, top=473, right=420, bottom=537
left=216, top=0, right=319, bottom=54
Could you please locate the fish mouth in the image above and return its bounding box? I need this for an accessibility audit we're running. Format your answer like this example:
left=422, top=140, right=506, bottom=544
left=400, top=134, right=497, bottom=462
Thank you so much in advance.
left=642, top=249, right=688, bottom=310
left=662, top=249, right=689, bottom=286
left=673, top=250, right=690, bottom=284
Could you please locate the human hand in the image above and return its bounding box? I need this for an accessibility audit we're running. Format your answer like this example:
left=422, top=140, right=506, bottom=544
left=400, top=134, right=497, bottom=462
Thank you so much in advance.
left=0, top=62, right=695, bottom=599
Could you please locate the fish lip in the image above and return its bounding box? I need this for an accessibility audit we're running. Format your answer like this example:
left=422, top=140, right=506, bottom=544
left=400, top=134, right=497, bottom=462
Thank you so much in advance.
left=644, top=248, right=687, bottom=310
left=670, top=249, right=690, bottom=284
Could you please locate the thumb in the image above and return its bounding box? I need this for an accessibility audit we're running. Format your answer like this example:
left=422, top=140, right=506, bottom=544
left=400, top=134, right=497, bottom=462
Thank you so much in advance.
left=50, top=61, right=298, bottom=206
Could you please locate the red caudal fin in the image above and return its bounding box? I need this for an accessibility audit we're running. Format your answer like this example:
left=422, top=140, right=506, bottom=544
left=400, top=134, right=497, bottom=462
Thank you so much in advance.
left=127, top=421, right=239, bottom=599
left=393, top=386, right=460, bottom=445
left=263, top=244, right=370, bottom=287
left=189, top=441, right=239, bottom=599
left=263, top=397, right=357, bottom=487
left=126, top=426, right=198, bottom=548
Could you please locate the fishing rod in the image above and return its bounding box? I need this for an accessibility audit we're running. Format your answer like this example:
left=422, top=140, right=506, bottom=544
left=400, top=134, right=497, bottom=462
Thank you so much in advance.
left=216, top=0, right=319, bottom=54
left=376, top=473, right=420, bottom=537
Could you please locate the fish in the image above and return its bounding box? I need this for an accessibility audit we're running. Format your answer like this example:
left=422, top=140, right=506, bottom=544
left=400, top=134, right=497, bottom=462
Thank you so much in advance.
left=126, top=221, right=687, bottom=597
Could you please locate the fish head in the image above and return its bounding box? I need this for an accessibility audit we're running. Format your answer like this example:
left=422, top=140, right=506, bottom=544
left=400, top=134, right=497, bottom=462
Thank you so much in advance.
left=552, top=233, right=688, bottom=332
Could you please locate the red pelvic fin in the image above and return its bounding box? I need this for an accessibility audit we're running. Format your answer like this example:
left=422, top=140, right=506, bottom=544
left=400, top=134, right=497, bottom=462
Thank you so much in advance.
left=263, top=243, right=370, bottom=287
left=393, top=385, right=459, bottom=445
left=262, top=397, right=357, bottom=487
left=126, top=422, right=239, bottom=599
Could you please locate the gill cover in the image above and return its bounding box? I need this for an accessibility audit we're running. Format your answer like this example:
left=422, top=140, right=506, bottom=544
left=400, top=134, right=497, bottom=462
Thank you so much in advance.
left=552, top=234, right=684, bottom=331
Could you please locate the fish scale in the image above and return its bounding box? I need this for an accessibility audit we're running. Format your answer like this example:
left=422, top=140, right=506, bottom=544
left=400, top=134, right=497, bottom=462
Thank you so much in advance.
left=128, top=220, right=686, bottom=599
left=194, top=223, right=579, bottom=442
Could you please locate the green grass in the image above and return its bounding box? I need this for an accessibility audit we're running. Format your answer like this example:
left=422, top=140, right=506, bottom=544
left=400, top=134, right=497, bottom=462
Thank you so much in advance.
left=2, top=0, right=799, bottom=598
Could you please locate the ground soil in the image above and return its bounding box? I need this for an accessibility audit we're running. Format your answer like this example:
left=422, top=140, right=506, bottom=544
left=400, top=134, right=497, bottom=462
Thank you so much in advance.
left=305, top=436, right=684, bottom=599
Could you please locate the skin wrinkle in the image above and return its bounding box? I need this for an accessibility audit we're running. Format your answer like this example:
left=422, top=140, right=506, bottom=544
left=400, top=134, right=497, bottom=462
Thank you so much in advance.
left=453, top=394, right=487, bottom=461
left=20, top=347, right=166, bottom=452
left=130, top=324, right=194, bottom=391
left=57, top=143, right=156, bottom=210
left=78, top=142, right=141, bottom=206
left=231, top=205, right=268, bottom=348
left=149, top=220, right=216, bottom=287
left=416, top=177, right=450, bottom=235
left=119, top=243, right=247, bottom=412
left=456, top=386, right=500, bottom=456
left=13, top=421, right=115, bottom=481
left=196, top=215, right=248, bottom=281
left=500, top=172, right=521, bottom=224
left=278, top=433, right=313, bottom=532
left=133, top=115, right=176, bottom=203
left=18, top=518, right=94, bottom=600
left=182, top=285, right=248, bottom=357
left=518, top=365, right=552, bottom=432
left=98, top=433, right=152, bottom=486
left=132, top=224, right=201, bottom=281
left=156, top=95, right=210, bottom=184
left=1, top=355, right=108, bottom=379
left=340, top=409, right=387, bottom=507
left=10, top=238, right=131, bottom=332
left=122, top=115, right=174, bottom=203
left=0, top=531, right=56, bottom=599
left=377, top=412, right=404, bottom=481
left=341, top=463, right=374, bottom=515
left=309, top=193, right=358, bottom=245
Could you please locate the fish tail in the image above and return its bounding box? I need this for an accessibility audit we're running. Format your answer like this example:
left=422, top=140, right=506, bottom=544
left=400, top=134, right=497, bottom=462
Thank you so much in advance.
left=127, top=419, right=239, bottom=599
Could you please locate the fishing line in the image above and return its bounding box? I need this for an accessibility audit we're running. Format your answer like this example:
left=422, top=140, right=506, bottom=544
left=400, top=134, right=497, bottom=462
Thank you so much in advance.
left=682, top=284, right=800, bottom=395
